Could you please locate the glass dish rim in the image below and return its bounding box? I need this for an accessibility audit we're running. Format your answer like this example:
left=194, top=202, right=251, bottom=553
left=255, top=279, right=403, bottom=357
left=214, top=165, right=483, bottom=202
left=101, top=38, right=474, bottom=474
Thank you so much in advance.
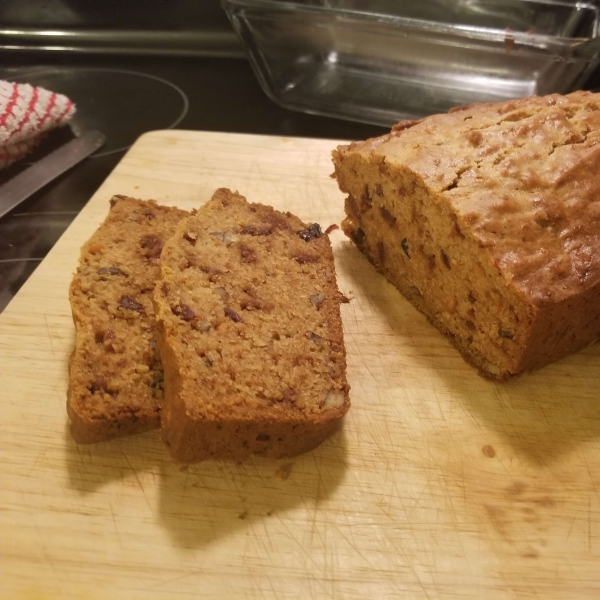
left=222, top=0, right=600, bottom=45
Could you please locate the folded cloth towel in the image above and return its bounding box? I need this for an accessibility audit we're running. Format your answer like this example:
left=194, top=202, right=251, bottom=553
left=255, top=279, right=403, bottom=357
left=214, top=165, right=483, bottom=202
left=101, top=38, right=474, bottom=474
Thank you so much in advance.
left=0, top=80, right=76, bottom=169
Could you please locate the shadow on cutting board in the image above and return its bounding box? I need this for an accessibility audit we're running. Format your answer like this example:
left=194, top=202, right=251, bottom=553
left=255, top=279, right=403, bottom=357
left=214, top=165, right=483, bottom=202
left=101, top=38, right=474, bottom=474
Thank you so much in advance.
left=65, top=424, right=167, bottom=494
left=337, top=241, right=600, bottom=468
left=438, top=350, right=600, bottom=467
left=65, top=419, right=348, bottom=547
left=156, top=426, right=348, bottom=549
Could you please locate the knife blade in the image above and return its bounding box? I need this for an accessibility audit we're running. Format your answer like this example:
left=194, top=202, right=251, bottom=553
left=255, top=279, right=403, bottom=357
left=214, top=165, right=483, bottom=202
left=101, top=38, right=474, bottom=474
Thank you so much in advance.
left=0, top=129, right=106, bottom=220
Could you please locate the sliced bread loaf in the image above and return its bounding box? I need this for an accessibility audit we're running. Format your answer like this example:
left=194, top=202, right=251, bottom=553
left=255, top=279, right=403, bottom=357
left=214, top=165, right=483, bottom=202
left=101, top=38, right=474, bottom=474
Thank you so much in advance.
left=333, top=91, right=600, bottom=380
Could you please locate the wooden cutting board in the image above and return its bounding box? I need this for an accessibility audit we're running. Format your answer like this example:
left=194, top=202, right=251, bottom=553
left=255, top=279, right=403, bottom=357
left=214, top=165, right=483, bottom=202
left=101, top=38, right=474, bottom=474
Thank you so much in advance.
left=1, top=130, right=599, bottom=600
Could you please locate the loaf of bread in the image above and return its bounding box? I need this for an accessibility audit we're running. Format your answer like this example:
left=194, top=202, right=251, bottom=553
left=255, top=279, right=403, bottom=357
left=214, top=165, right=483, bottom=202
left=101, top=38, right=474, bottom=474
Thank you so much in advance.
left=333, top=91, right=600, bottom=380
left=68, top=196, right=188, bottom=443
left=153, top=188, right=350, bottom=463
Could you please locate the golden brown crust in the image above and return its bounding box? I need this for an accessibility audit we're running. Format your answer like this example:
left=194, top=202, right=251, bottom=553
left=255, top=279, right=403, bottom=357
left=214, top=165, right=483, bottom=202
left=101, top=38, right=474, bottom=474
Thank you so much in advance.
left=67, top=196, right=188, bottom=443
left=334, top=91, right=600, bottom=380
left=153, top=188, right=350, bottom=463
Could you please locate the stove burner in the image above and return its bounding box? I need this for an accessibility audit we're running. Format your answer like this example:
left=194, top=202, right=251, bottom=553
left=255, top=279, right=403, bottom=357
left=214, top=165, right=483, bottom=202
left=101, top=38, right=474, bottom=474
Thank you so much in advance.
left=10, top=68, right=189, bottom=157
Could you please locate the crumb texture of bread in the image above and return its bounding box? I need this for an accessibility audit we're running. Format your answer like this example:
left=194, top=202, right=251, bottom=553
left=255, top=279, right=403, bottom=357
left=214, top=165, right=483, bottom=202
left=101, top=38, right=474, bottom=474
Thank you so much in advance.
left=333, top=91, right=600, bottom=380
left=153, top=188, right=350, bottom=464
left=68, top=196, right=188, bottom=443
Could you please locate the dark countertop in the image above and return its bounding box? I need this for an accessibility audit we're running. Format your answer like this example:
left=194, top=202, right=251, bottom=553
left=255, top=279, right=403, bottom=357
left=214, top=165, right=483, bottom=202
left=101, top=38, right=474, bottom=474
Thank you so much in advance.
left=0, top=52, right=387, bottom=313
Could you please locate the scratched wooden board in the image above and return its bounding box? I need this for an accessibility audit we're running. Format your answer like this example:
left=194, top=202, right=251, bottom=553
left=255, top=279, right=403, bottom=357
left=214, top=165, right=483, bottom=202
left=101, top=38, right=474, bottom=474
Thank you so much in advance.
left=1, top=130, right=599, bottom=600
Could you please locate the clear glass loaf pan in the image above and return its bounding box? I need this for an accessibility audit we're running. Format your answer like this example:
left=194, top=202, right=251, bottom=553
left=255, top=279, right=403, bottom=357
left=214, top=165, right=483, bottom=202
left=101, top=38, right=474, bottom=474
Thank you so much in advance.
left=222, top=0, right=600, bottom=125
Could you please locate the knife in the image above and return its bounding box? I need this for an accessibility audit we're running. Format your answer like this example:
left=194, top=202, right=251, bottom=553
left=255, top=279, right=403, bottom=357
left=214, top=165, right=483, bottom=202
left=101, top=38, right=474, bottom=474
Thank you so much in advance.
left=0, top=129, right=106, bottom=220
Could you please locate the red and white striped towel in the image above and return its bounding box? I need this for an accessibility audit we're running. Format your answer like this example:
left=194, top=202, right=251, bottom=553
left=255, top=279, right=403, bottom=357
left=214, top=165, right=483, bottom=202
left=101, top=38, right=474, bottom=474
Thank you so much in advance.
left=0, top=80, right=76, bottom=169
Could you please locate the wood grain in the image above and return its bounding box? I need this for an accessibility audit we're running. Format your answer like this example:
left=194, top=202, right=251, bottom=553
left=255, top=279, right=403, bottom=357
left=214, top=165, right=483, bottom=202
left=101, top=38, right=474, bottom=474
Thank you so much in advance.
left=1, top=130, right=599, bottom=599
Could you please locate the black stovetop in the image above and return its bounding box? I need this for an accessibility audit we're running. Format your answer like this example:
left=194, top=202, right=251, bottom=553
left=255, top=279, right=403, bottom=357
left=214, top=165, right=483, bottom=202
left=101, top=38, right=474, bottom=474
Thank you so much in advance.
left=2, top=23, right=600, bottom=315
left=0, top=52, right=387, bottom=312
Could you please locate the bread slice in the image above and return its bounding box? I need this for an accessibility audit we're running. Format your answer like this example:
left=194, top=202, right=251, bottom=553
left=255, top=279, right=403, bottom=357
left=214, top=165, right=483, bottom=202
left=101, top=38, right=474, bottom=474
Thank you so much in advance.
left=68, top=196, right=188, bottom=443
left=332, top=91, right=600, bottom=380
left=153, top=188, right=350, bottom=463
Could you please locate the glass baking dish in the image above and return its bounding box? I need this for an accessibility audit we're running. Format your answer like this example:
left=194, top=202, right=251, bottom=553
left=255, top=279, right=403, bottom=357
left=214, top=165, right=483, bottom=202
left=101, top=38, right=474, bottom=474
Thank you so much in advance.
left=222, top=0, right=600, bottom=125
